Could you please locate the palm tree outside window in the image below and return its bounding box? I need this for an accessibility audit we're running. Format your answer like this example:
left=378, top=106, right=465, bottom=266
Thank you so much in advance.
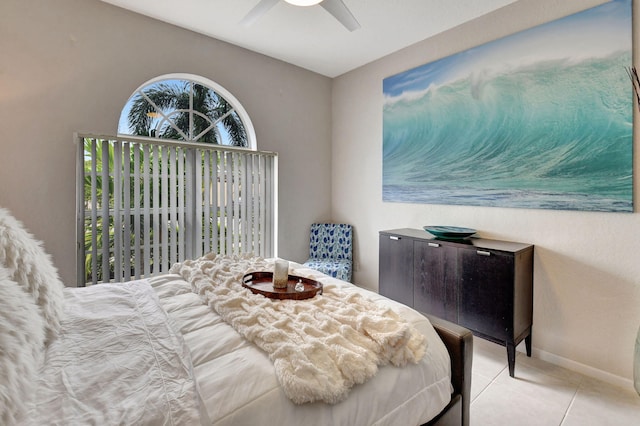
left=118, top=74, right=255, bottom=149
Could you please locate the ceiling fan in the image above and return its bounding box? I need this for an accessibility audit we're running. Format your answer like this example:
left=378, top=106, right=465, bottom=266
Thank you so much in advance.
left=240, top=0, right=361, bottom=32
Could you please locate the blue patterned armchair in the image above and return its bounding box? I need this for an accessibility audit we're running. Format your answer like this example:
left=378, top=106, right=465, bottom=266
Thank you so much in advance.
left=302, top=223, right=353, bottom=282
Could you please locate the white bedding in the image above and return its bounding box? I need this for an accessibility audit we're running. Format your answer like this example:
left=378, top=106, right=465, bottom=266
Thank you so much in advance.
left=149, top=260, right=452, bottom=426
left=28, top=280, right=203, bottom=426
left=169, top=254, right=428, bottom=405
left=27, top=260, right=452, bottom=426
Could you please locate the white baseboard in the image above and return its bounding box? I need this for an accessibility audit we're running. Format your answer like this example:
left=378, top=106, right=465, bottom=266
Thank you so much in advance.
left=520, top=345, right=634, bottom=391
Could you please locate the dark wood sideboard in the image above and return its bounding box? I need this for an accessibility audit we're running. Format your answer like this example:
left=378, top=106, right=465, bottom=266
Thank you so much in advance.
left=379, top=228, right=534, bottom=377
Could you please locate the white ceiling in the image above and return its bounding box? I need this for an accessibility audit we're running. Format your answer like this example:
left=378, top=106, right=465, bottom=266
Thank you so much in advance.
left=100, top=0, right=519, bottom=78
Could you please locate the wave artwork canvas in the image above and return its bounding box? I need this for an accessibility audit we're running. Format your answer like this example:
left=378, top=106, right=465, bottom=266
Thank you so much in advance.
left=383, top=0, right=632, bottom=212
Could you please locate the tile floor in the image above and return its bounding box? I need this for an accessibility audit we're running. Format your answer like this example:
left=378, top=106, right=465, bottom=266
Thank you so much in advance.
left=470, top=337, right=640, bottom=425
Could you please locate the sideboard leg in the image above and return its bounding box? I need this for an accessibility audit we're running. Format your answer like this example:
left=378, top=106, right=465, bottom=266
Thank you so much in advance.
left=507, top=342, right=516, bottom=377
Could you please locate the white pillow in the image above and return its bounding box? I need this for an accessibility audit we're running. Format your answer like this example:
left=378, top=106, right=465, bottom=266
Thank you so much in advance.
left=0, top=266, right=45, bottom=425
left=0, top=207, right=65, bottom=345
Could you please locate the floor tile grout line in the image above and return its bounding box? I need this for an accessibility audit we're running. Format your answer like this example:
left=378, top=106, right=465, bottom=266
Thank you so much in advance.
left=470, top=363, right=508, bottom=404
left=558, top=384, right=580, bottom=426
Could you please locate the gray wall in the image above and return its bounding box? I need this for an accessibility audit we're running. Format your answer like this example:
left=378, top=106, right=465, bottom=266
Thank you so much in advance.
left=332, top=0, right=640, bottom=386
left=0, top=0, right=332, bottom=285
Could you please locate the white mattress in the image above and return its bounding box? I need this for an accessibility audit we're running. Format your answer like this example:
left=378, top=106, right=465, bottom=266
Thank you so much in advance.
left=149, top=264, right=452, bottom=426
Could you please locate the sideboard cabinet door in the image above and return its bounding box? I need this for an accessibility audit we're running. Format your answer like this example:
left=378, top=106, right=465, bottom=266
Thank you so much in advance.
left=413, top=240, right=458, bottom=323
left=379, top=233, right=414, bottom=307
left=458, top=248, right=514, bottom=341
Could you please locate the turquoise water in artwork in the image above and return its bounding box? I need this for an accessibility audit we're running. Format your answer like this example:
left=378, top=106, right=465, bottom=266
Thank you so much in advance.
left=383, top=0, right=632, bottom=212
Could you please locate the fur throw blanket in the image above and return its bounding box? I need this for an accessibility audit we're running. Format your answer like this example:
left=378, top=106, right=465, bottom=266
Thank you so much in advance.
left=170, top=253, right=427, bottom=404
left=0, top=207, right=65, bottom=346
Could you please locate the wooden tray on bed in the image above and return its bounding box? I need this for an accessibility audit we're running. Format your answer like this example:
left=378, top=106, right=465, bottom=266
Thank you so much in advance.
left=242, top=272, right=323, bottom=300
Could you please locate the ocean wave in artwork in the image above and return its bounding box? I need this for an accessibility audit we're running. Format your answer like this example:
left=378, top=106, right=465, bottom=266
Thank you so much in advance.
left=382, top=51, right=633, bottom=212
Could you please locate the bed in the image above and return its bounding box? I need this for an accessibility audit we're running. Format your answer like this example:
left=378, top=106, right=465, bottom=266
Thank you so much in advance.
left=0, top=208, right=472, bottom=426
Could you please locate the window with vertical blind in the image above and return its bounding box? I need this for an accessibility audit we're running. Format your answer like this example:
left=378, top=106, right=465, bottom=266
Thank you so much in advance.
left=76, top=75, right=276, bottom=286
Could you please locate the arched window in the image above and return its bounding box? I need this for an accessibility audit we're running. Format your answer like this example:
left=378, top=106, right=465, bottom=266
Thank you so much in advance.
left=118, top=73, right=256, bottom=149
left=77, top=74, right=275, bottom=285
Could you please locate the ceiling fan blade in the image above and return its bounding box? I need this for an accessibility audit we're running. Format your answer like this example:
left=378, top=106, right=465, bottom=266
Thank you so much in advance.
left=320, top=0, right=360, bottom=32
left=240, top=0, right=280, bottom=27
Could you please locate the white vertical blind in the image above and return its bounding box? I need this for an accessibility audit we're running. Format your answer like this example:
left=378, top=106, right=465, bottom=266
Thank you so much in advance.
left=76, top=134, right=277, bottom=286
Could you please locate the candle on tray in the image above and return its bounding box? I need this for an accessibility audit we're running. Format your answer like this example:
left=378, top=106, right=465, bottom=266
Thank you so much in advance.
left=273, top=259, right=289, bottom=289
